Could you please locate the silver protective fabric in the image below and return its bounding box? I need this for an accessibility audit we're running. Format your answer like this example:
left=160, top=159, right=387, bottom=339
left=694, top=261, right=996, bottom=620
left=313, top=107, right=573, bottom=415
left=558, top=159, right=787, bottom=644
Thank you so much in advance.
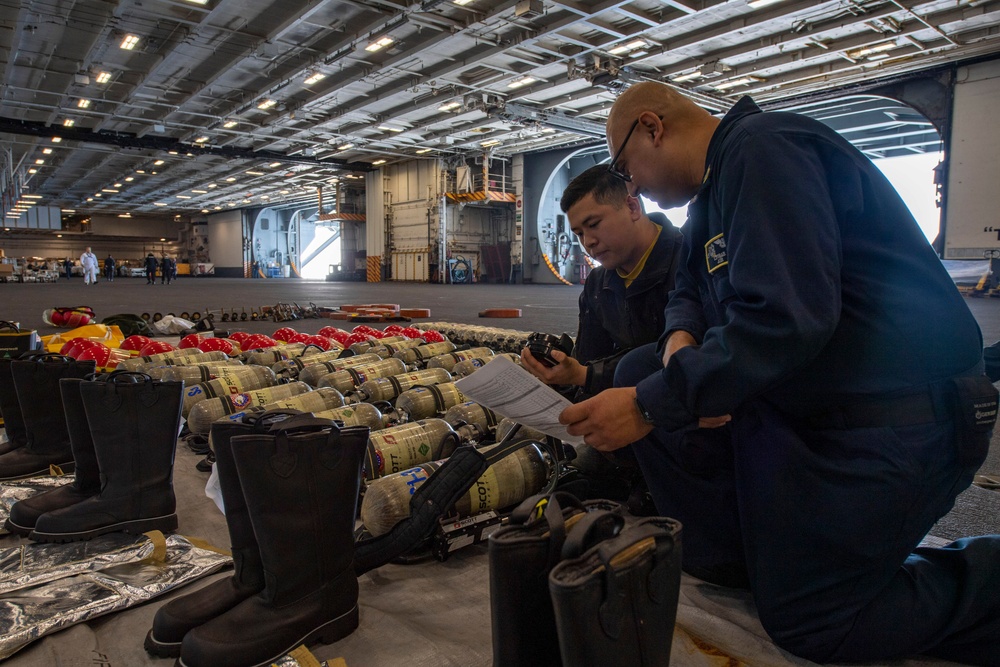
left=0, top=532, right=230, bottom=660
left=0, top=476, right=75, bottom=537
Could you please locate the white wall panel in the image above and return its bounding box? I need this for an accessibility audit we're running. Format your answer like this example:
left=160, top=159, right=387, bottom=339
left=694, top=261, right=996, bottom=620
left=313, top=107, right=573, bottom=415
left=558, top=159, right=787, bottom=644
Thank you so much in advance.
left=943, top=58, right=1000, bottom=258
left=206, top=210, right=243, bottom=266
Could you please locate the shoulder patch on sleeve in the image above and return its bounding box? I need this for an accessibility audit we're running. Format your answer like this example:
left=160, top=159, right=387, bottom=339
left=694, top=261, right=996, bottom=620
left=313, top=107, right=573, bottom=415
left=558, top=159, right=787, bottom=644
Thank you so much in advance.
left=705, top=233, right=728, bottom=273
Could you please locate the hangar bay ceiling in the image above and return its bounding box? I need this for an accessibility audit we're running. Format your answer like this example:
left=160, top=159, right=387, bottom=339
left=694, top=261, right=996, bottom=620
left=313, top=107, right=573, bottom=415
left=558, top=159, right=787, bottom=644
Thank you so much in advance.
left=2, top=0, right=999, bottom=217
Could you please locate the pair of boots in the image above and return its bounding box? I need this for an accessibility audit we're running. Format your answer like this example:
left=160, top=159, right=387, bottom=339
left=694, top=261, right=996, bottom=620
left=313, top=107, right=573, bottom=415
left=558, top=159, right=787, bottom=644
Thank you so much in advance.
left=145, top=411, right=369, bottom=667
left=489, top=492, right=682, bottom=667
left=0, top=354, right=96, bottom=476
left=5, top=370, right=183, bottom=542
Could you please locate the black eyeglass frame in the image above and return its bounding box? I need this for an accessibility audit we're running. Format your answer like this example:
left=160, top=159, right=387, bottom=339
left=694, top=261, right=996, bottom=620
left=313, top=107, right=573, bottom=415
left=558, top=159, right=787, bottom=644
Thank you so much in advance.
left=606, top=118, right=641, bottom=182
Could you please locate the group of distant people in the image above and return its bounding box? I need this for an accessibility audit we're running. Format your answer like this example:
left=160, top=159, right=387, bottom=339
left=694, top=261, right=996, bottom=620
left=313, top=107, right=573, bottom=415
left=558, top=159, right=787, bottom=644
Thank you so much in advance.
left=62, top=247, right=176, bottom=284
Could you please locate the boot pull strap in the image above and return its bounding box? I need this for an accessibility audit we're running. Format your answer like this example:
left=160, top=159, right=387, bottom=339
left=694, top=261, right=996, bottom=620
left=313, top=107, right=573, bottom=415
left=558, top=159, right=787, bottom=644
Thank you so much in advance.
left=268, top=413, right=339, bottom=435
left=509, top=490, right=584, bottom=526
left=560, top=510, right=626, bottom=561
left=28, top=352, right=73, bottom=364
left=297, top=343, right=326, bottom=357
left=241, top=408, right=302, bottom=430
left=595, top=520, right=676, bottom=639
left=104, top=370, right=153, bottom=384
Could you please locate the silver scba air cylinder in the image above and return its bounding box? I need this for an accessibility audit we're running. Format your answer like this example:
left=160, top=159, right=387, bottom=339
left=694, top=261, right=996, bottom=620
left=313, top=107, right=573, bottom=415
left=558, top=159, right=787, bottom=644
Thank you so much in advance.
left=360, top=441, right=550, bottom=536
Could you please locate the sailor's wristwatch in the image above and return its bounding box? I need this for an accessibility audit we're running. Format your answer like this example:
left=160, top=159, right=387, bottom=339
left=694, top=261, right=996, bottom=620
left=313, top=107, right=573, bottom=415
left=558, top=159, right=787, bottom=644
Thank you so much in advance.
left=634, top=394, right=656, bottom=426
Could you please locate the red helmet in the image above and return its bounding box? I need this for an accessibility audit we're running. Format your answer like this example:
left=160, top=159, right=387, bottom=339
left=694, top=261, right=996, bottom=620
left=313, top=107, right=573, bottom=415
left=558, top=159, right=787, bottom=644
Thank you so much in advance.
left=120, top=335, right=151, bottom=352
left=382, top=324, right=405, bottom=335
left=400, top=327, right=422, bottom=339
left=351, top=325, right=377, bottom=336
left=286, top=332, right=312, bottom=344
left=420, top=330, right=446, bottom=343
left=227, top=331, right=253, bottom=346
left=199, top=338, right=236, bottom=355
left=318, top=326, right=343, bottom=339
left=179, top=333, right=205, bottom=349
left=272, top=327, right=299, bottom=342
left=345, top=332, right=369, bottom=347
left=75, top=344, right=112, bottom=367
left=242, top=334, right=276, bottom=350
left=303, top=335, right=333, bottom=351
left=63, top=338, right=102, bottom=359
left=139, top=341, right=175, bottom=357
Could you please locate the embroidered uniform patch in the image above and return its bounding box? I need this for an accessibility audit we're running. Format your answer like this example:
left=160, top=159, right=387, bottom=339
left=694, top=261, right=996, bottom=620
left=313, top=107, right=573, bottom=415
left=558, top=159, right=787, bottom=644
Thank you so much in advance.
left=705, top=233, right=728, bottom=273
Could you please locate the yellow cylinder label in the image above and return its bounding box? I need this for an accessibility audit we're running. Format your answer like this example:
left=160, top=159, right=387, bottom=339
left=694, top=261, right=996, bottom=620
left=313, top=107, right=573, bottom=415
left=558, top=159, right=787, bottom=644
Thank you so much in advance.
left=466, top=466, right=500, bottom=514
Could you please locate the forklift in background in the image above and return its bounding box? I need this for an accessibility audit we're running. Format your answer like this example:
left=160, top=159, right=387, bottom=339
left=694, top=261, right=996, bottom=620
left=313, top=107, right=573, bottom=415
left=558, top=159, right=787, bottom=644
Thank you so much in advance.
left=968, top=250, right=1000, bottom=297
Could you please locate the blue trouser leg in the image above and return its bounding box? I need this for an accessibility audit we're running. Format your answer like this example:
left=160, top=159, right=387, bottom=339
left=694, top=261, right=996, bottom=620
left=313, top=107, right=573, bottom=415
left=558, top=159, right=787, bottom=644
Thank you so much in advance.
left=615, top=344, right=745, bottom=576
left=733, top=400, right=1000, bottom=663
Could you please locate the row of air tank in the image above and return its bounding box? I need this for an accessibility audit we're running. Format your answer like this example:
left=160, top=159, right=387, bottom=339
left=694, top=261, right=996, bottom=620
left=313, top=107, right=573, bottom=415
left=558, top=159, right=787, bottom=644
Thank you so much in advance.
left=122, top=333, right=556, bottom=541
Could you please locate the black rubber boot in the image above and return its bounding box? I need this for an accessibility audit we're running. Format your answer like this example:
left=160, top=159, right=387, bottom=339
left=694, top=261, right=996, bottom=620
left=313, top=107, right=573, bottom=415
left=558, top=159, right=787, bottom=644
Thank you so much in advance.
left=177, top=416, right=369, bottom=667
left=0, top=355, right=96, bottom=480
left=548, top=517, right=683, bottom=667
left=488, top=493, right=624, bottom=667
left=5, top=379, right=103, bottom=535
left=29, top=372, right=183, bottom=542
left=0, top=357, right=28, bottom=456
left=144, top=418, right=269, bottom=658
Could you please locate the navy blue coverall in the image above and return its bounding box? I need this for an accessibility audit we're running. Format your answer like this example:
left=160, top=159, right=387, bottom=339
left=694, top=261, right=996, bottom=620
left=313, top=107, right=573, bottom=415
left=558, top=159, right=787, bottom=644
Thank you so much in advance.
left=573, top=213, right=682, bottom=395
left=617, top=97, right=1000, bottom=663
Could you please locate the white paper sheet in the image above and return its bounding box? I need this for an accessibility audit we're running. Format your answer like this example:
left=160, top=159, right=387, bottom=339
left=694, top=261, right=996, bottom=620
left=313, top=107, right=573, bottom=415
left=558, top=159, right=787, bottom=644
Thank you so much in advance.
left=454, top=354, right=584, bottom=445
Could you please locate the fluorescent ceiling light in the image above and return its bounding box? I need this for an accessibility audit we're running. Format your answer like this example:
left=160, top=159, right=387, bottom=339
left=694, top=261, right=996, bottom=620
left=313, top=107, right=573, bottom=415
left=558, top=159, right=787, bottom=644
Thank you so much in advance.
left=194, top=136, right=209, bottom=143
left=96, top=71, right=112, bottom=84
left=365, top=36, right=395, bottom=52
left=153, top=160, right=165, bottom=166
left=337, top=143, right=354, bottom=150
left=714, top=75, right=764, bottom=91
left=34, top=159, right=44, bottom=165
left=120, top=34, right=140, bottom=50
left=102, top=189, right=119, bottom=193
left=125, top=176, right=134, bottom=182
left=303, top=72, right=326, bottom=85
left=378, top=125, right=404, bottom=132
left=207, top=183, right=218, bottom=188
left=52, top=135, right=62, bottom=143
left=453, top=0, right=473, bottom=4
left=22, top=195, right=42, bottom=199
left=847, top=41, right=899, bottom=59
left=671, top=71, right=702, bottom=82
left=63, top=209, right=76, bottom=213
left=176, top=195, right=191, bottom=199
left=77, top=99, right=91, bottom=108
left=481, top=139, right=501, bottom=147
left=747, top=0, right=783, bottom=8
left=507, top=76, right=536, bottom=89
left=192, top=189, right=208, bottom=194
left=63, top=119, right=75, bottom=127
left=257, top=99, right=277, bottom=110
left=372, top=159, right=386, bottom=165
left=609, top=45, right=631, bottom=55
left=28, top=168, right=37, bottom=174
left=42, top=148, right=52, bottom=154
left=154, top=202, right=168, bottom=207
left=416, top=148, right=432, bottom=154
left=114, top=182, right=122, bottom=187
left=184, top=0, right=209, bottom=4
left=438, top=101, right=461, bottom=112
left=118, top=213, right=132, bottom=218
left=269, top=162, right=282, bottom=167
left=225, top=177, right=236, bottom=182
left=223, top=120, right=238, bottom=128
left=245, top=170, right=265, bottom=176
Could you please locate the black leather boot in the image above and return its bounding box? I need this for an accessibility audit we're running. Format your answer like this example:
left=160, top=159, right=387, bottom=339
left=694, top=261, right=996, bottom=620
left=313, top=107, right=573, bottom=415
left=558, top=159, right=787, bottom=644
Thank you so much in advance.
left=144, top=416, right=271, bottom=658
left=5, top=379, right=103, bottom=534
left=177, top=415, right=369, bottom=667
left=548, top=517, right=683, bottom=667
left=488, top=493, right=625, bottom=667
left=29, top=372, right=183, bottom=542
left=0, top=355, right=96, bottom=480
left=0, top=357, right=28, bottom=456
